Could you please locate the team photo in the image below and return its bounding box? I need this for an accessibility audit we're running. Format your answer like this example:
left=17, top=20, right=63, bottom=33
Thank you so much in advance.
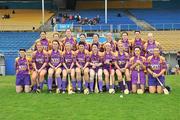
left=0, top=0, right=180, bottom=120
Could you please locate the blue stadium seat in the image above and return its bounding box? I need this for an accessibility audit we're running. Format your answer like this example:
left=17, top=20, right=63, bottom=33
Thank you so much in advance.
left=58, top=10, right=136, bottom=31
left=0, top=32, right=39, bottom=75
left=130, top=9, right=180, bottom=30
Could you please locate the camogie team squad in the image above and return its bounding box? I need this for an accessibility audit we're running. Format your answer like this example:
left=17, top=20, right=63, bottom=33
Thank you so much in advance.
left=15, top=29, right=169, bottom=95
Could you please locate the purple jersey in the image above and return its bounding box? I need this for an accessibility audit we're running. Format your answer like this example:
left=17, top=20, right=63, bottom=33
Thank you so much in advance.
left=89, top=53, right=102, bottom=64
left=122, top=39, right=130, bottom=53
left=84, top=43, right=90, bottom=51
left=146, top=41, right=157, bottom=58
left=134, top=38, right=143, bottom=49
left=117, top=52, right=129, bottom=68
left=15, top=57, right=29, bottom=74
left=148, top=56, right=167, bottom=74
left=64, top=37, right=76, bottom=50
left=49, top=50, right=63, bottom=67
left=133, top=38, right=144, bottom=56
left=76, top=51, right=89, bottom=67
left=63, top=51, right=75, bottom=68
left=103, top=52, right=115, bottom=64
left=32, top=51, right=48, bottom=69
left=40, top=39, right=49, bottom=51
left=131, top=56, right=145, bottom=71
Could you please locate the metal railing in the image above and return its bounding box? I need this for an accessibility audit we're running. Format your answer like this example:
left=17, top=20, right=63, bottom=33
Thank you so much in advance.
left=0, top=24, right=54, bottom=31
left=1, top=23, right=180, bottom=32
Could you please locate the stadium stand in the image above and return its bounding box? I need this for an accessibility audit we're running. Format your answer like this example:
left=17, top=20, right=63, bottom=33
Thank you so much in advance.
left=129, top=9, right=180, bottom=30
left=0, top=32, right=39, bottom=75
left=57, top=10, right=139, bottom=31
left=0, top=9, right=54, bottom=31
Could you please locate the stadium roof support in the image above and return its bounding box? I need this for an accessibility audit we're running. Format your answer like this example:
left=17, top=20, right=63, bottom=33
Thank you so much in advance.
left=105, top=0, right=107, bottom=24
left=42, top=0, right=45, bottom=25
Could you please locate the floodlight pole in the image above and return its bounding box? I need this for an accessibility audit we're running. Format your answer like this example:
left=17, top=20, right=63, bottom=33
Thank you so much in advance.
left=105, top=0, right=107, bottom=24
left=42, top=0, right=45, bottom=26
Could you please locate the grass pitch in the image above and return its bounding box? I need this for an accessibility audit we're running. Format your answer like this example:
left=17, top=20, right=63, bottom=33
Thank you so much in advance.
left=0, top=75, right=180, bottom=120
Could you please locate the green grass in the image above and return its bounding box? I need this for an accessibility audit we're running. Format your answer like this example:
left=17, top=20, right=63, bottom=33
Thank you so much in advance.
left=0, top=75, right=180, bottom=120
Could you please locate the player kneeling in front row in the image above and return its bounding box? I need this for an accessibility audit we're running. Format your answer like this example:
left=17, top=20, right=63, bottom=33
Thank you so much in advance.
left=129, top=47, right=146, bottom=94
left=15, top=49, right=31, bottom=93
left=114, top=42, right=131, bottom=94
left=75, top=41, right=89, bottom=93
left=147, top=48, right=169, bottom=94
left=48, top=40, right=63, bottom=93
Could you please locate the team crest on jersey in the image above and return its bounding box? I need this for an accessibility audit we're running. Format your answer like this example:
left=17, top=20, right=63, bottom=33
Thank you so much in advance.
left=118, top=60, right=125, bottom=65
left=151, top=64, right=160, bottom=70
left=51, top=58, right=60, bottom=64
left=36, top=58, right=44, bottom=64
left=19, top=65, right=27, bottom=71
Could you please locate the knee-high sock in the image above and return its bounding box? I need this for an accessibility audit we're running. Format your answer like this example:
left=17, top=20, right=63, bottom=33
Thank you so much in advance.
left=57, top=77, right=62, bottom=90
left=85, top=81, right=89, bottom=88
left=98, top=80, right=103, bottom=91
left=71, top=79, right=76, bottom=91
left=62, top=79, right=67, bottom=91
left=90, top=82, right=94, bottom=92
left=126, top=81, right=132, bottom=91
left=106, top=83, right=109, bottom=91
left=33, top=84, right=37, bottom=91
left=48, top=77, right=53, bottom=90
left=119, top=81, right=124, bottom=91
left=39, top=82, right=44, bottom=90
left=77, top=80, right=82, bottom=90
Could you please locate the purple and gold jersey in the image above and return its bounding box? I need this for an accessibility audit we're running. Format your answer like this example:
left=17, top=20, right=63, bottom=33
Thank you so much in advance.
left=145, top=41, right=157, bottom=58
left=84, top=43, right=90, bottom=51
left=129, top=56, right=146, bottom=71
left=133, top=38, right=145, bottom=56
left=40, top=38, right=49, bottom=51
left=15, top=57, right=30, bottom=74
left=122, top=39, right=130, bottom=53
left=116, top=52, right=129, bottom=68
left=133, top=38, right=144, bottom=49
left=148, top=56, right=167, bottom=74
left=76, top=51, right=89, bottom=67
left=32, top=51, right=48, bottom=69
left=64, top=37, right=77, bottom=51
left=63, top=51, right=75, bottom=68
left=49, top=50, right=63, bottom=67
left=103, top=52, right=115, bottom=64
left=89, top=52, right=102, bottom=64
